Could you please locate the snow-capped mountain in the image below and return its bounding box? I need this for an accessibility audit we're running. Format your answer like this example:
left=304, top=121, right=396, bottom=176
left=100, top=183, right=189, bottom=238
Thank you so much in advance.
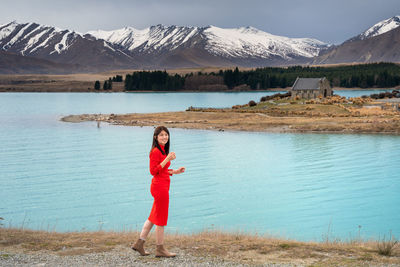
left=87, top=24, right=328, bottom=61
left=1, top=21, right=328, bottom=71
left=1, top=16, right=400, bottom=74
left=88, top=25, right=201, bottom=54
left=0, top=21, right=136, bottom=71
left=356, top=15, right=400, bottom=41
left=313, top=15, right=400, bottom=64
left=0, top=21, right=79, bottom=55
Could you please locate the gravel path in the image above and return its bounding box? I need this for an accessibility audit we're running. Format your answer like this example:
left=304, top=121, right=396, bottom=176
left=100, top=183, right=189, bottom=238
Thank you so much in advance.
left=0, top=247, right=300, bottom=267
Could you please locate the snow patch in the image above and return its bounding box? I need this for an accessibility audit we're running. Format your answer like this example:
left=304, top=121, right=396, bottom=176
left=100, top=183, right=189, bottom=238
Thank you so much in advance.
left=21, top=25, right=48, bottom=55
left=51, top=31, right=72, bottom=54
left=360, top=15, right=400, bottom=39
left=0, top=21, right=19, bottom=41
left=103, top=40, right=115, bottom=51
left=3, top=22, right=32, bottom=48
left=30, top=29, right=57, bottom=53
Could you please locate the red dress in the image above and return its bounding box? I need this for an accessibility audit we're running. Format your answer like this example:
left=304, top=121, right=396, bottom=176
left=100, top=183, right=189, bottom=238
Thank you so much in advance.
left=148, top=145, right=173, bottom=226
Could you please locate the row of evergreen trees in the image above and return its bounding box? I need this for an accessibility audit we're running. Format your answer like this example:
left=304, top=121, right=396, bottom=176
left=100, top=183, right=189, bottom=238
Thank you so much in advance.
left=220, top=63, right=400, bottom=89
left=125, top=71, right=184, bottom=91
left=94, top=79, right=113, bottom=90
left=94, top=75, right=124, bottom=90
left=122, top=63, right=400, bottom=91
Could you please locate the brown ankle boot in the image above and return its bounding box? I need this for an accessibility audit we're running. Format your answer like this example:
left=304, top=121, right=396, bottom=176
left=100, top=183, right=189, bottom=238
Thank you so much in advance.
left=131, top=239, right=150, bottom=256
left=155, top=244, right=176, bottom=257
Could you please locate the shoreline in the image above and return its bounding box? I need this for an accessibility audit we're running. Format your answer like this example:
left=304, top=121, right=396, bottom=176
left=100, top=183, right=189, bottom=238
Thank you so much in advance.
left=1, top=228, right=399, bottom=266
left=61, top=109, right=400, bottom=135
left=0, top=87, right=396, bottom=93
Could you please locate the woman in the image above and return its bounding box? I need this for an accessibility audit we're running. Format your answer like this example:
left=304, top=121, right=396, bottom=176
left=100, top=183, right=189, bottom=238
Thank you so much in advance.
left=132, top=126, right=185, bottom=257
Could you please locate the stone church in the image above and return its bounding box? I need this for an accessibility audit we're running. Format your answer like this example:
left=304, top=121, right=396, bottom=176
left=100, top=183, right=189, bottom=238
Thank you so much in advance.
left=290, top=77, right=332, bottom=99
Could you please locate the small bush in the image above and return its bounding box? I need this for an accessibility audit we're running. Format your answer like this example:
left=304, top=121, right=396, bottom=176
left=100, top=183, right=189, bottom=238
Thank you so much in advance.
left=370, top=94, right=379, bottom=99
left=279, top=243, right=291, bottom=249
left=248, top=100, right=257, bottom=107
left=377, top=232, right=398, bottom=256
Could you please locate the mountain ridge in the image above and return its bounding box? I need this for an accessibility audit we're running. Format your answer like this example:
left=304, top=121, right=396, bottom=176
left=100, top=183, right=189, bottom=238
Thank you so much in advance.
left=1, top=16, right=400, bottom=74
left=0, top=21, right=329, bottom=72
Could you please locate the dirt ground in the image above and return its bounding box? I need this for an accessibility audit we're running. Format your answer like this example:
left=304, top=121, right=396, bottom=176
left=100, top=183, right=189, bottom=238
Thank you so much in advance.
left=1, top=228, right=399, bottom=266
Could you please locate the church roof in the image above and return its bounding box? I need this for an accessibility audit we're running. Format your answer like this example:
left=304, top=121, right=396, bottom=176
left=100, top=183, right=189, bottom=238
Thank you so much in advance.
left=292, top=77, right=326, bottom=90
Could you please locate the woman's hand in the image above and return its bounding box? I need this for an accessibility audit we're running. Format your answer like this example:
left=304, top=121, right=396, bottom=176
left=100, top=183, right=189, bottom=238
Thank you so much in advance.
left=168, top=167, right=185, bottom=175
left=175, top=167, right=185, bottom=174
left=160, top=152, right=176, bottom=168
left=167, top=152, right=176, bottom=161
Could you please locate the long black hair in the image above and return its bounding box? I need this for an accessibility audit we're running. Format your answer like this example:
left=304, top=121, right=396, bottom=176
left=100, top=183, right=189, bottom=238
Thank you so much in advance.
left=150, top=126, right=170, bottom=155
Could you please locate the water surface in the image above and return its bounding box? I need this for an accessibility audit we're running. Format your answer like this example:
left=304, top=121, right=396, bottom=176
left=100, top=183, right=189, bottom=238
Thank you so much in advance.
left=1, top=91, right=399, bottom=242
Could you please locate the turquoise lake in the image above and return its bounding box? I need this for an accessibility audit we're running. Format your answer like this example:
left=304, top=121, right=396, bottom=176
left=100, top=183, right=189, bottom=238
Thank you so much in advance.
left=1, top=90, right=399, bottom=242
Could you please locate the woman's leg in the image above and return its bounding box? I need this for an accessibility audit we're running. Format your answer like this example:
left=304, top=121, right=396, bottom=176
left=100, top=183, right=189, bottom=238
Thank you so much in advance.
left=139, top=219, right=154, bottom=240
left=155, top=225, right=176, bottom=257
left=155, top=225, right=164, bottom=245
left=132, top=220, right=153, bottom=256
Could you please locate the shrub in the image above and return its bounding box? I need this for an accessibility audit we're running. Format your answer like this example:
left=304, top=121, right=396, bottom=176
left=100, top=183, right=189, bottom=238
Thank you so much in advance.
left=370, top=94, right=379, bottom=99
left=248, top=100, right=257, bottom=107
left=377, top=232, right=398, bottom=256
left=382, top=92, right=393, bottom=98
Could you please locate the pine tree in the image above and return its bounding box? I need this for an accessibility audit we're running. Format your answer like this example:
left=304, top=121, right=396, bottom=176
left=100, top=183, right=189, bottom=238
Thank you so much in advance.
left=108, top=78, right=113, bottom=90
left=94, top=81, right=100, bottom=90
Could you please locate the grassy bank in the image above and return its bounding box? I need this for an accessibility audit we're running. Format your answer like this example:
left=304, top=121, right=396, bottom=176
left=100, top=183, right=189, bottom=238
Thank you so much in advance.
left=0, top=228, right=399, bottom=266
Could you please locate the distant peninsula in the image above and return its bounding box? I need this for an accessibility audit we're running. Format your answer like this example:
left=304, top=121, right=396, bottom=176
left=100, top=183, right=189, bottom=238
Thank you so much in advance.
left=62, top=94, right=400, bottom=135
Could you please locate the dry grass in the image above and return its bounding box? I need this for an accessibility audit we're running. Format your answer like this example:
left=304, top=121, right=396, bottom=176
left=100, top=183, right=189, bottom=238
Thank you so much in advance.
left=1, top=228, right=399, bottom=266
left=377, top=232, right=399, bottom=256
left=0, top=67, right=254, bottom=92
left=0, top=73, right=126, bottom=92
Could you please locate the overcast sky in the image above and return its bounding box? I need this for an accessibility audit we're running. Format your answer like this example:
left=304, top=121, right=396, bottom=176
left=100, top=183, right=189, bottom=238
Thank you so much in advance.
left=1, top=0, right=399, bottom=44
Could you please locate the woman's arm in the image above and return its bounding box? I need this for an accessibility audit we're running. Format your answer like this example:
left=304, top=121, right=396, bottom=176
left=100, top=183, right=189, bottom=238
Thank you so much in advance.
left=149, top=150, right=176, bottom=176
left=169, top=167, right=185, bottom=175
left=160, top=152, right=175, bottom=168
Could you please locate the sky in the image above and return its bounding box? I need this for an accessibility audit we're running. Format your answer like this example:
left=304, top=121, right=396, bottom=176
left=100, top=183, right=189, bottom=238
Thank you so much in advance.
left=0, top=0, right=399, bottom=44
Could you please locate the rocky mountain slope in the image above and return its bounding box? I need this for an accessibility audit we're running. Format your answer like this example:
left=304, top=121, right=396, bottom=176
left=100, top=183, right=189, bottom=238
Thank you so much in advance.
left=312, top=16, right=400, bottom=64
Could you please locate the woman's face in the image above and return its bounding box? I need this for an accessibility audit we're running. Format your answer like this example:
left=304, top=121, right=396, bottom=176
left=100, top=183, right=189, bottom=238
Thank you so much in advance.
left=157, top=130, right=169, bottom=146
